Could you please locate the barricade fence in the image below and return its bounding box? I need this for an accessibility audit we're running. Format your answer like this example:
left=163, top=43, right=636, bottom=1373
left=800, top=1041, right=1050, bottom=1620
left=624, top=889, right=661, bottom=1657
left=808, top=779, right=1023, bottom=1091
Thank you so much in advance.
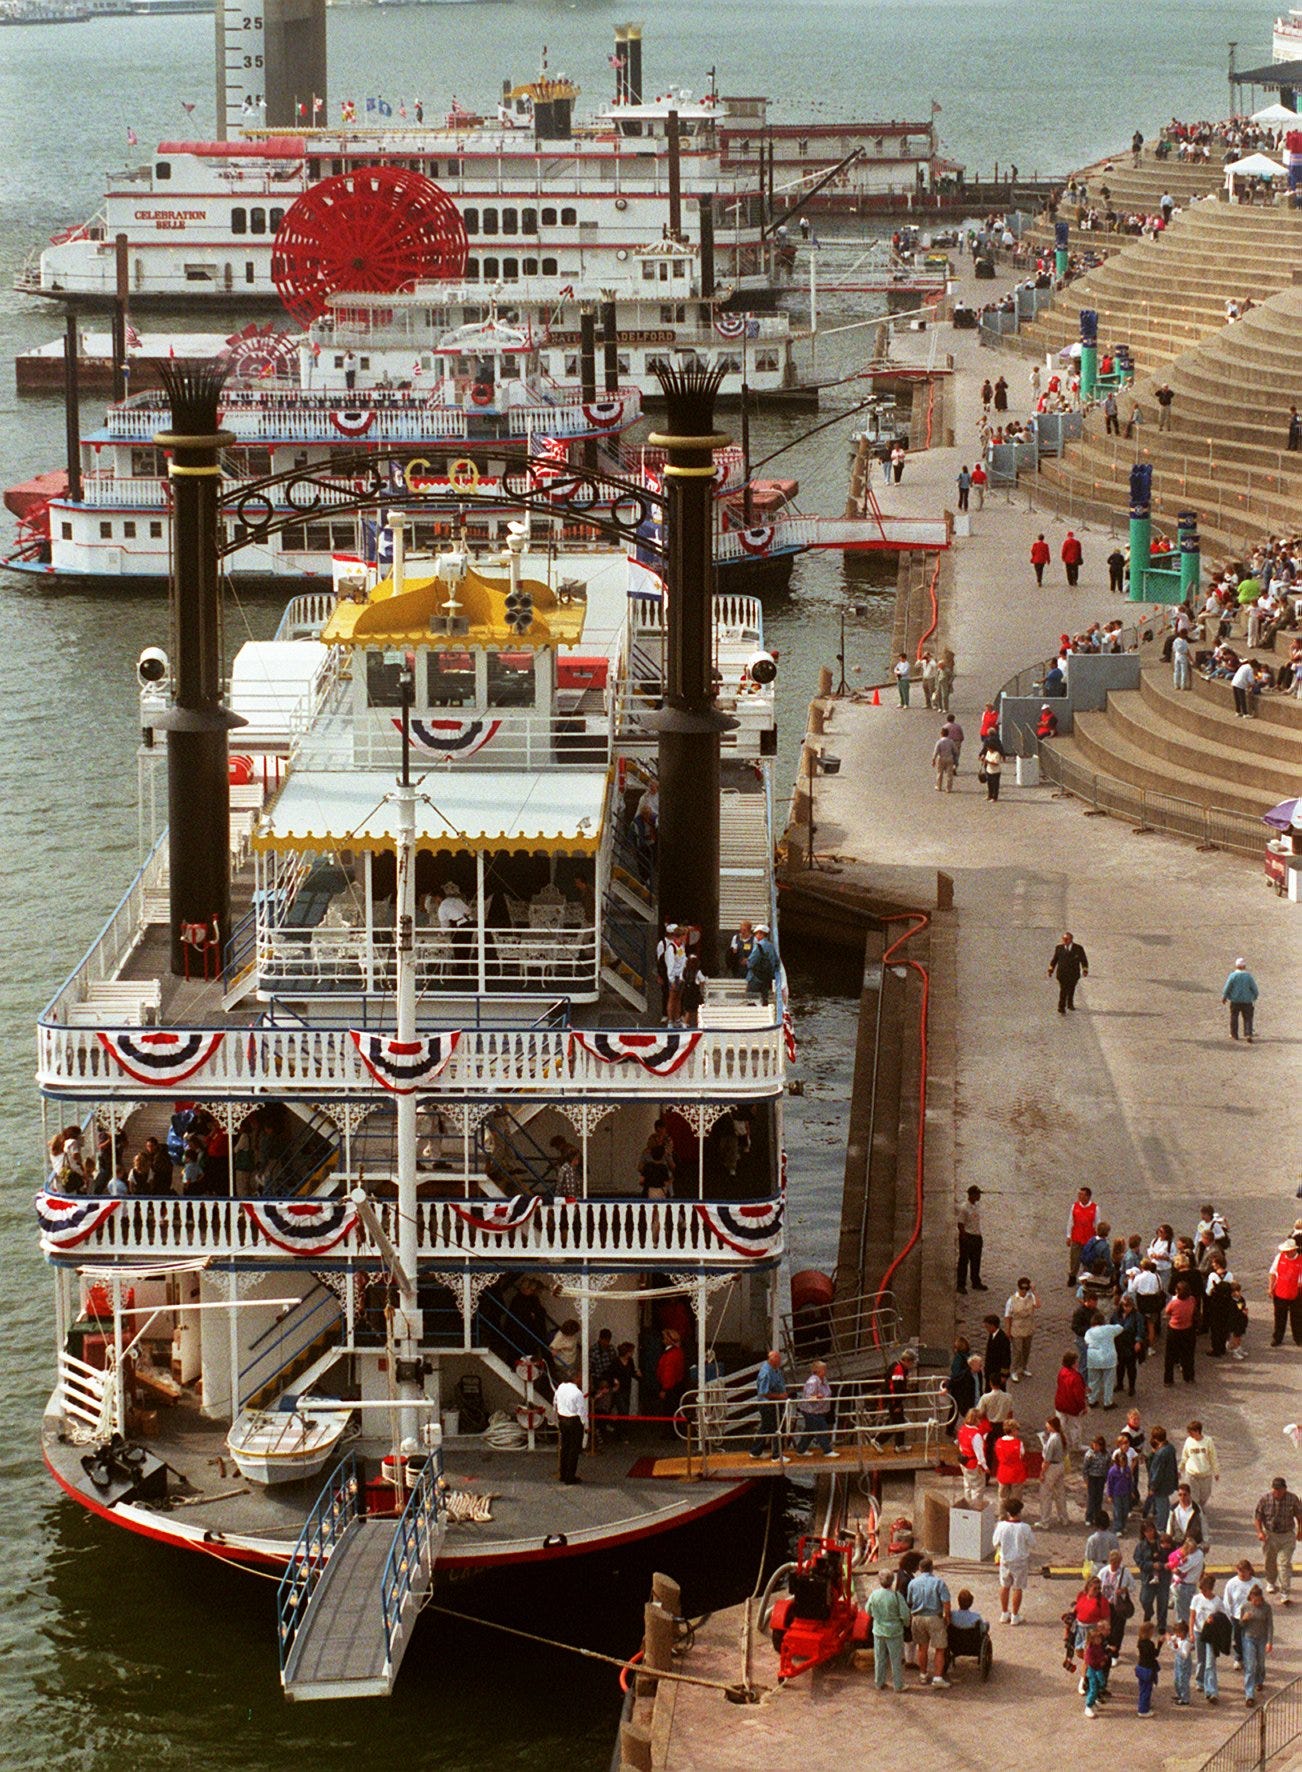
left=1198, top=1673, right=1301, bottom=1772
left=1038, top=745, right=1262, bottom=859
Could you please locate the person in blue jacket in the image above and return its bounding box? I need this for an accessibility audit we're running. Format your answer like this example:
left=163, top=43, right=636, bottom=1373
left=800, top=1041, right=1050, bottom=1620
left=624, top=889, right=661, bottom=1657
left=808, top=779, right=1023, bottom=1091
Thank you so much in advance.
left=1221, top=958, right=1259, bottom=1043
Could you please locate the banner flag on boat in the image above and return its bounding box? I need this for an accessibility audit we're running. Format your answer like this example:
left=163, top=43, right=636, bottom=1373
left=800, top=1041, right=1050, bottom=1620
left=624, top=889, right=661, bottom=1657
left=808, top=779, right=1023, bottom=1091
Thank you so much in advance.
left=447, top=1197, right=540, bottom=1235
left=96, top=1030, right=227, bottom=1088
left=398, top=717, right=502, bottom=758
left=569, top=1030, right=701, bottom=1075
left=694, top=1198, right=784, bottom=1258
left=349, top=1030, right=461, bottom=1092
left=242, top=1198, right=359, bottom=1256
left=35, top=1192, right=122, bottom=1252
left=782, top=1008, right=798, bottom=1063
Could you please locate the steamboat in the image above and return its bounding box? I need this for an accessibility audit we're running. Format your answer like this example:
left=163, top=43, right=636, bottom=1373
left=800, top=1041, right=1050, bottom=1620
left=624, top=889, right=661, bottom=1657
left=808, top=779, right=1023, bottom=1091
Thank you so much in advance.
left=33, top=358, right=798, bottom=1696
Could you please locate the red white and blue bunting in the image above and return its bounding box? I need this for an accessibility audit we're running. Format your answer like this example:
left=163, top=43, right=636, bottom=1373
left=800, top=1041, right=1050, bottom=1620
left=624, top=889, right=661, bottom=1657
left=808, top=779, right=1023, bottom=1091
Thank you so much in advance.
left=569, top=1030, right=702, bottom=1075
left=714, top=312, right=746, bottom=338
left=581, top=399, right=625, bottom=431
left=35, top=1191, right=122, bottom=1251
left=329, top=408, right=376, bottom=437
left=736, top=524, right=776, bottom=557
left=399, top=717, right=502, bottom=758
left=95, top=1030, right=227, bottom=1088
left=694, top=1198, right=784, bottom=1258
left=350, top=1030, right=462, bottom=1093
left=243, top=1198, right=359, bottom=1256
left=447, top=1196, right=540, bottom=1235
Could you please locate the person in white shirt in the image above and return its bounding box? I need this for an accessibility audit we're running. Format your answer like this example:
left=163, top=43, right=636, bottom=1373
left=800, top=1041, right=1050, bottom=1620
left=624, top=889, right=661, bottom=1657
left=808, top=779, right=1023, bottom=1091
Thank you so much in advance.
left=992, top=1499, right=1036, bottom=1623
left=1223, top=1558, right=1257, bottom=1668
left=1189, top=1574, right=1226, bottom=1702
left=1231, top=659, right=1256, bottom=718
left=1036, top=1415, right=1069, bottom=1527
left=553, top=1378, right=588, bottom=1486
left=1003, top=1278, right=1039, bottom=1381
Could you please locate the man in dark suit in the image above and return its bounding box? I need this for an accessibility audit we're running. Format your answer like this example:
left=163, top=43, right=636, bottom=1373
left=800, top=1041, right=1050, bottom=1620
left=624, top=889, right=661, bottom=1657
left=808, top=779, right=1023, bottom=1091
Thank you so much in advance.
left=1048, top=932, right=1089, bottom=1013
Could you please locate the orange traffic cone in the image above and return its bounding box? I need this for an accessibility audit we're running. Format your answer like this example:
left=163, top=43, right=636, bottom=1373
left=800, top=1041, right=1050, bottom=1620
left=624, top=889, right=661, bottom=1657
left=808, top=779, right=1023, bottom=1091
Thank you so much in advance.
left=871, top=686, right=881, bottom=706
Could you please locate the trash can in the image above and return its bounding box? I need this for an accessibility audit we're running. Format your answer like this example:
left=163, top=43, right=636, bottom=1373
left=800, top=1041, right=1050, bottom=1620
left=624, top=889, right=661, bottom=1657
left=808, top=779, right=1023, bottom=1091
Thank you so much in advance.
left=949, top=1503, right=995, bottom=1560
left=1016, top=754, right=1040, bottom=787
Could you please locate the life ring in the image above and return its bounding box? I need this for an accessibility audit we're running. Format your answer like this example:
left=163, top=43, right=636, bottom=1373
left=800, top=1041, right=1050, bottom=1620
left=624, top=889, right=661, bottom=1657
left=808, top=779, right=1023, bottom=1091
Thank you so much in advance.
left=449, top=458, right=480, bottom=492
left=470, top=382, right=493, bottom=407
left=514, top=1356, right=546, bottom=1383
left=228, top=753, right=254, bottom=786
left=515, top=1404, right=548, bottom=1432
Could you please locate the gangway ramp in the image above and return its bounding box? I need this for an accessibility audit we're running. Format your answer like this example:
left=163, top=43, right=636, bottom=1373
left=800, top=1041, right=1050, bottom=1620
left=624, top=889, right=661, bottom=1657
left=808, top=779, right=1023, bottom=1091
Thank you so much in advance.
left=278, top=1453, right=445, bottom=1702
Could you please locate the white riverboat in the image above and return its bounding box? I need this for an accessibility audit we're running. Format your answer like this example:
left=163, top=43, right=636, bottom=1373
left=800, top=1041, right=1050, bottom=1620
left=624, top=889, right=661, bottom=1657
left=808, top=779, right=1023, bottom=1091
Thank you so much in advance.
left=1273, top=6, right=1302, bottom=60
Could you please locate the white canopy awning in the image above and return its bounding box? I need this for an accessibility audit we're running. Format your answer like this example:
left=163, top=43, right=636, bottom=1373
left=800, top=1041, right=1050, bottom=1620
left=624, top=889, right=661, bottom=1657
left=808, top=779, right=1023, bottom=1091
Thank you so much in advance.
left=1225, top=152, right=1289, bottom=180
left=1250, top=103, right=1299, bottom=125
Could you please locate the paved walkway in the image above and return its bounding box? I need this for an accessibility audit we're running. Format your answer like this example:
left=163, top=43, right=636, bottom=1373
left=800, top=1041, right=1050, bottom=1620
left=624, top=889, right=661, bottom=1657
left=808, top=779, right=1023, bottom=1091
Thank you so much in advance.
left=668, top=257, right=1302, bottom=1770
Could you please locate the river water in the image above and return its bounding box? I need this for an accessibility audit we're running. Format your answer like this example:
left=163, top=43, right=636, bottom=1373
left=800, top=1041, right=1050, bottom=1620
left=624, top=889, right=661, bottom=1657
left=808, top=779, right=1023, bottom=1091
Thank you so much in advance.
left=0, top=3, right=1269, bottom=1766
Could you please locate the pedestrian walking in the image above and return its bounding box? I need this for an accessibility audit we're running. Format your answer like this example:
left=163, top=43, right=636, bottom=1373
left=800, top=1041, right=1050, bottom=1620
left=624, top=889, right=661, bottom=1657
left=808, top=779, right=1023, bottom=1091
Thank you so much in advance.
left=905, top=1557, right=952, bottom=1687
left=1037, top=1415, right=1069, bottom=1525
left=993, top=374, right=1008, bottom=413
left=971, top=461, right=987, bottom=507
left=1163, top=1279, right=1198, bottom=1385
left=979, top=740, right=1003, bottom=800
left=1103, top=390, right=1120, bottom=435
left=1067, top=1185, right=1099, bottom=1286
left=1084, top=1313, right=1126, bottom=1408
left=1083, top=1441, right=1111, bottom=1526
left=1082, top=1624, right=1111, bottom=1717
left=931, top=728, right=957, bottom=793
left=919, top=651, right=939, bottom=707
left=957, top=1407, right=989, bottom=1504
left=1253, top=1477, right=1301, bottom=1600
left=1048, top=931, right=1089, bottom=1013
left=1239, top=1585, right=1274, bottom=1704
left=867, top=1569, right=912, bottom=1691
left=936, top=648, right=955, bottom=712
left=992, top=1499, right=1035, bottom=1622
left=793, top=1360, right=835, bottom=1456
left=1169, top=1619, right=1194, bottom=1704
left=956, top=465, right=971, bottom=511
left=1231, top=657, right=1257, bottom=718
left=1221, top=957, right=1259, bottom=1042
left=554, top=1376, right=587, bottom=1485
left=1061, top=529, right=1084, bottom=585
left=993, top=1420, right=1029, bottom=1507
left=1147, top=1428, right=1179, bottom=1534
left=1107, top=546, right=1126, bottom=594
left=890, top=443, right=906, bottom=483
left=1190, top=1574, right=1227, bottom=1704
left=1172, top=630, right=1192, bottom=689
left=1004, top=1276, right=1038, bottom=1379
left=941, top=713, right=964, bottom=768
left=980, top=378, right=993, bottom=412
left=1268, top=1238, right=1302, bottom=1346
left=1289, top=404, right=1300, bottom=451
left=956, top=1185, right=985, bottom=1291
left=1055, top=1351, right=1089, bottom=1463
left=893, top=652, right=911, bottom=707
left=1030, top=532, right=1051, bottom=585
left=749, top=1348, right=789, bottom=1460
left=1155, top=383, right=1174, bottom=430
left=1137, top=1519, right=1173, bottom=1631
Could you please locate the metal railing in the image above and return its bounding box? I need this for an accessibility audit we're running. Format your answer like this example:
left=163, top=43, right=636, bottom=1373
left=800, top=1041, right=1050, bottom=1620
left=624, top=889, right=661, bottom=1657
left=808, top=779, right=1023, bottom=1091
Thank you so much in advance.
left=996, top=613, right=1172, bottom=705
left=379, top=1451, right=445, bottom=1673
left=237, top=1287, right=344, bottom=1405
left=676, top=1371, right=948, bottom=1477
left=1039, top=745, right=1264, bottom=859
left=277, top=1454, right=364, bottom=1678
left=1198, top=1674, right=1302, bottom=1772
left=779, top=1290, right=904, bottom=1376
left=291, top=706, right=614, bottom=773
left=39, top=834, right=168, bottom=1026
left=258, top=922, right=601, bottom=996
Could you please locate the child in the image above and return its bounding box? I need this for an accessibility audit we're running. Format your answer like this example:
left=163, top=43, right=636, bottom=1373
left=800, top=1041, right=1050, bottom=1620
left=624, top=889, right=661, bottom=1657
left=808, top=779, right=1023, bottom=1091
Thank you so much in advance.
left=1167, top=1619, right=1193, bottom=1706
left=1083, top=1434, right=1110, bottom=1526
left=1083, top=1624, right=1111, bottom=1717
left=1227, top=1283, right=1248, bottom=1361
left=1105, top=1448, right=1134, bottom=1535
left=1135, top=1621, right=1160, bottom=1717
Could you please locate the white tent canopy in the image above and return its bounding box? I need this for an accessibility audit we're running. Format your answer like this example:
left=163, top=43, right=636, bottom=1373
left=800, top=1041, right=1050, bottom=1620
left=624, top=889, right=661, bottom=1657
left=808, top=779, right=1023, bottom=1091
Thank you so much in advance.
left=1224, top=152, right=1290, bottom=181
left=1249, top=102, right=1299, bottom=125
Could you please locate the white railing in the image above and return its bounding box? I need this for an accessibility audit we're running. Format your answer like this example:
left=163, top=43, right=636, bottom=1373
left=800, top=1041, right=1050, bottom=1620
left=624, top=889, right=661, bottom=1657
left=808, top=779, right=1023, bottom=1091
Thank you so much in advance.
left=77, top=475, right=170, bottom=509
left=41, top=836, right=167, bottom=1026
left=258, top=923, right=600, bottom=995
left=37, top=1019, right=785, bottom=1100
left=276, top=590, right=340, bottom=641
left=291, top=705, right=613, bottom=773
left=56, top=1348, right=116, bottom=1436
left=41, top=1193, right=784, bottom=1269
left=630, top=591, right=763, bottom=644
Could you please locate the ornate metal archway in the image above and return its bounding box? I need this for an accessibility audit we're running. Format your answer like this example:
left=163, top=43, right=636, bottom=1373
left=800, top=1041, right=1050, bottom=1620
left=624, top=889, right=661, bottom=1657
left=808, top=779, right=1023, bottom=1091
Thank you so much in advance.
left=215, top=442, right=665, bottom=560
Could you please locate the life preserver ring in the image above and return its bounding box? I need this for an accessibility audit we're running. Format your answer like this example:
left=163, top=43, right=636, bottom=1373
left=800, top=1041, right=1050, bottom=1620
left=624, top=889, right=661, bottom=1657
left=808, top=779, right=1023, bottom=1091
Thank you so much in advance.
left=515, top=1404, right=548, bottom=1431
left=514, top=1356, right=546, bottom=1383
left=738, top=524, right=775, bottom=557
left=228, top=753, right=254, bottom=786
left=470, top=382, right=493, bottom=407
left=449, top=458, right=480, bottom=492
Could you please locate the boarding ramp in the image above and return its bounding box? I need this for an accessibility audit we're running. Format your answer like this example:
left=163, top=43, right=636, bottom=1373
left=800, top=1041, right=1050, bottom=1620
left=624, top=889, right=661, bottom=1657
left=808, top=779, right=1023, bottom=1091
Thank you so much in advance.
left=780, top=1288, right=905, bottom=1384
left=278, top=1451, right=445, bottom=1701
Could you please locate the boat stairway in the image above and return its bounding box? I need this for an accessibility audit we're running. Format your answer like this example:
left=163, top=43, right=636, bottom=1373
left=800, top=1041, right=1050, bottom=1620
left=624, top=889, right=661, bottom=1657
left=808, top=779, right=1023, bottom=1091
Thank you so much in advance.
left=279, top=1452, right=445, bottom=1703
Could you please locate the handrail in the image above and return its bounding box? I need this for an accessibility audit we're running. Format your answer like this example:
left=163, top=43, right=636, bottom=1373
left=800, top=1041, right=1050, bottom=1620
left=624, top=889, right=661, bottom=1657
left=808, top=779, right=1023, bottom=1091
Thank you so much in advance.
left=676, top=1371, right=948, bottom=1475
left=239, top=1291, right=343, bottom=1393
left=779, top=1290, right=904, bottom=1371
left=380, top=1451, right=445, bottom=1669
left=1197, top=1672, right=1302, bottom=1772
left=277, top=1453, right=364, bottom=1677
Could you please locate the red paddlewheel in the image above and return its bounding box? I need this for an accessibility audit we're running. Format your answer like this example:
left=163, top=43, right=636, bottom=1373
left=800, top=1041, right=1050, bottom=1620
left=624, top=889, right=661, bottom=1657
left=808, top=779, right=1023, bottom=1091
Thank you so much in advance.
left=221, top=322, right=301, bottom=380
left=271, top=167, right=468, bottom=326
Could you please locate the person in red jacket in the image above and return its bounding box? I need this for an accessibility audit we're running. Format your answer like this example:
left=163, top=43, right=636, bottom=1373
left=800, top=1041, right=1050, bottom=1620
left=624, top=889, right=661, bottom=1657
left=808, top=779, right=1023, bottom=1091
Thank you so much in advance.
left=1067, top=1184, right=1099, bottom=1285
left=1030, top=532, right=1051, bottom=585
left=1054, top=1350, right=1089, bottom=1465
left=994, top=1420, right=1029, bottom=1504
left=1269, top=1238, right=1302, bottom=1346
left=1061, top=529, right=1084, bottom=586
left=979, top=701, right=1000, bottom=740
left=956, top=1406, right=989, bottom=1505
left=886, top=1349, right=916, bottom=1424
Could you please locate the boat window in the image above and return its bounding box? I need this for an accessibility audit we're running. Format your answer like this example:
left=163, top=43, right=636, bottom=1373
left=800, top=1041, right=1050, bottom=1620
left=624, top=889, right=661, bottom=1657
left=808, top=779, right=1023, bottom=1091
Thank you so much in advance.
left=642, top=263, right=655, bottom=281
left=426, top=651, right=475, bottom=707
left=501, top=207, right=518, bottom=234
left=541, top=257, right=557, bottom=275
left=183, top=265, right=216, bottom=282
left=564, top=354, right=578, bottom=375
left=61, top=522, right=72, bottom=540
left=673, top=260, right=686, bottom=278
left=488, top=652, right=535, bottom=708
left=466, top=257, right=480, bottom=280
left=155, top=162, right=171, bottom=179
left=131, top=446, right=166, bottom=476
left=756, top=350, right=779, bottom=373
left=463, top=207, right=479, bottom=234
left=521, top=207, right=538, bottom=233
left=305, top=523, right=332, bottom=552
left=245, top=262, right=255, bottom=283
left=149, top=520, right=163, bottom=538
left=428, top=161, right=439, bottom=177
left=502, top=257, right=519, bottom=280
left=244, top=448, right=273, bottom=475
left=367, top=650, right=409, bottom=707
left=541, top=206, right=557, bottom=226
left=281, top=524, right=306, bottom=550
left=482, top=257, right=499, bottom=279
left=481, top=209, right=499, bottom=236
left=522, top=256, right=538, bottom=276
left=617, top=352, right=630, bottom=374
left=99, top=521, right=113, bottom=539
left=250, top=208, right=268, bottom=235
left=232, top=208, right=248, bottom=235
left=560, top=206, right=577, bottom=226
left=123, top=521, right=137, bottom=539
left=269, top=207, right=285, bottom=232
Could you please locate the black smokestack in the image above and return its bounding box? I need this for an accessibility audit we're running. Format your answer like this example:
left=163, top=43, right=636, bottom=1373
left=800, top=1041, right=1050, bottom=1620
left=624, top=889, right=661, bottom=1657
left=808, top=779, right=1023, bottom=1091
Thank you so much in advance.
left=627, top=24, right=643, bottom=105
left=600, top=298, right=619, bottom=394
left=666, top=110, right=682, bottom=241
left=698, top=196, right=715, bottom=295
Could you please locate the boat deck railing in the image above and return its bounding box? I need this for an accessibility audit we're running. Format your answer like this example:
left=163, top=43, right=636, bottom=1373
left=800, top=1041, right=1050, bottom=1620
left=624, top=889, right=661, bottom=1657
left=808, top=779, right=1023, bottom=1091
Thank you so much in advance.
left=277, top=1453, right=365, bottom=1680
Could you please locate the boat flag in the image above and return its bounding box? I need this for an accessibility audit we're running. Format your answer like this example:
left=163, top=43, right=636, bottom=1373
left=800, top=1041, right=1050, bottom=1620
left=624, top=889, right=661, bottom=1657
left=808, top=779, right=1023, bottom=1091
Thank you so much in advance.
left=569, top=1030, right=701, bottom=1075
left=367, top=97, right=393, bottom=118
left=126, top=127, right=138, bottom=147
left=694, top=1198, right=784, bottom=1258
left=242, top=1198, right=359, bottom=1257
left=96, top=1030, right=227, bottom=1088
left=782, top=1007, right=798, bottom=1063
left=400, top=716, right=502, bottom=758
left=35, top=1192, right=123, bottom=1253
left=447, top=1197, right=541, bottom=1236
left=313, top=95, right=324, bottom=116
left=349, top=1029, right=462, bottom=1092
left=125, top=322, right=143, bottom=351
left=181, top=100, right=196, bottom=116
left=341, top=99, right=357, bottom=124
